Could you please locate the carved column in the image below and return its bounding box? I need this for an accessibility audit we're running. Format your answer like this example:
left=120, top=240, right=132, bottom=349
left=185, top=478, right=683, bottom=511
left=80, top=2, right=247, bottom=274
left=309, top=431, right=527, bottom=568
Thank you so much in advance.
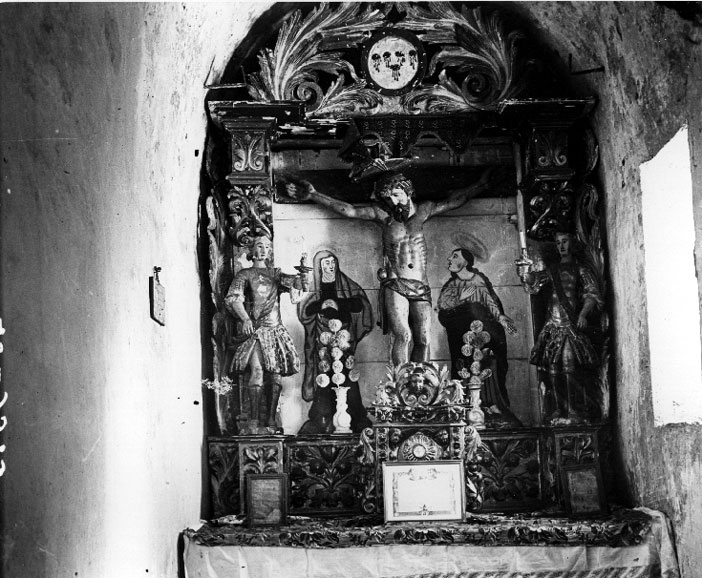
left=205, top=106, right=278, bottom=435
left=499, top=98, right=596, bottom=240
left=499, top=99, right=611, bottom=429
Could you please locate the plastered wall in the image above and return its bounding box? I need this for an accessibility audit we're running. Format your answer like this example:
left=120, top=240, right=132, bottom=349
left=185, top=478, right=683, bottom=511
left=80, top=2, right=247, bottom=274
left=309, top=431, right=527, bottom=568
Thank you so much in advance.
left=0, top=4, right=270, bottom=577
left=1, top=2, right=702, bottom=577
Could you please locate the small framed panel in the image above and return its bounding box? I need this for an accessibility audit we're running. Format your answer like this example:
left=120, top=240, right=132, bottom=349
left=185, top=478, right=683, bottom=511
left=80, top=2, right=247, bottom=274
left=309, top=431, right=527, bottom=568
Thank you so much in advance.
left=246, top=473, right=288, bottom=527
left=382, top=460, right=465, bottom=522
left=561, top=463, right=606, bottom=517
left=361, top=29, right=426, bottom=95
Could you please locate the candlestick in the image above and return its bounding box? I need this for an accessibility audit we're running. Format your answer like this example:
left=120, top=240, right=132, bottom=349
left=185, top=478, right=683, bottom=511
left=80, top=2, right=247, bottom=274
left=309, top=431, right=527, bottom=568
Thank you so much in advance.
left=513, top=141, right=528, bottom=252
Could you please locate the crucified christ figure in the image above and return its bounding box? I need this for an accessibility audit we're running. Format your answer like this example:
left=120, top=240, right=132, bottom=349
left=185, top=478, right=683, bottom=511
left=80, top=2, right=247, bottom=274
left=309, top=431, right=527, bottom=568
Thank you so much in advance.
left=286, top=168, right=494, bottom=366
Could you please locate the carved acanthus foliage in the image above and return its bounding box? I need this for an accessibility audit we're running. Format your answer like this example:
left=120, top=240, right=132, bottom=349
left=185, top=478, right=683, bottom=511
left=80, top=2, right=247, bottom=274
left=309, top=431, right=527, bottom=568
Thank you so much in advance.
left=476, top=436, right=541, bottom=510
left=243, top=2, right=531, bottom=117
left=557, top=433, right=597, bottom=467
left=287, top=442, right=362, bottom=514
left=527, top=180, right=575, bottom=240
left=226, top=185, right=273, bottom=249
left=246, top=3, right=386, bottom=116
left=371, top=362, right=467, bottom=423
left=532, top=130, right=569, bottom=171
left=208, top=442, right=240, bottom=517
left=231, top=131, right=266, bottom=173
left=400, top=4, right=527, bottom=112
left=240, top=444, right=282, bottom=477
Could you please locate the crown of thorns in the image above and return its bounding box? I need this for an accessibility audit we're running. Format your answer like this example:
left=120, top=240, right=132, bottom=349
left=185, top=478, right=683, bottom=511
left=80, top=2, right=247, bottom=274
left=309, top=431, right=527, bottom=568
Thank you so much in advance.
left=374, top=173, right=414, bottom=198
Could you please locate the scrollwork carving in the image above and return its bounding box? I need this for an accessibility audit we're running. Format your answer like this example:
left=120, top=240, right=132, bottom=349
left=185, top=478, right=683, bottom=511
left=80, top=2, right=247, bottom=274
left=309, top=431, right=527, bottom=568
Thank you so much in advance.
left=401, top=4, right=528, bottom=112
left=371, top=362, right=468, bottom=423
left=527, top=180, right=575, bottom=240
left=246, top=3, right=386, bottom=116
left=533, top=130, right=568, bottom=169
left=558, top=433, right=596, bottom=467
left=209, top=442, right=240, bottom=517
left=231, top=131, right=265, bottom=173
left=477, top=437, right=541, bottom=510
left=243, top=2, right=532, bottom=117
left=226, top=185, right=273, bottom=249
left=288, top=442, right=362, bottom=514
left=240, top=444, right=282, bottom=476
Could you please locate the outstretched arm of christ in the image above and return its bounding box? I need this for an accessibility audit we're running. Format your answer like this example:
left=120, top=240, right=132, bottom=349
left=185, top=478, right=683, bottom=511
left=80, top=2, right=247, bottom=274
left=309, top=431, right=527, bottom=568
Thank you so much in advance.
left=285, top=180, right=380, bottom=221
left=426, top=166, right=496, bottom=219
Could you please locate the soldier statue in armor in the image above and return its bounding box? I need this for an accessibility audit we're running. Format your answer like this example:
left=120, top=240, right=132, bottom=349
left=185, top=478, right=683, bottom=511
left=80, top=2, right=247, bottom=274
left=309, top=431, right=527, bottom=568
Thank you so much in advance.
left=518, top=231, right=603, bottom=424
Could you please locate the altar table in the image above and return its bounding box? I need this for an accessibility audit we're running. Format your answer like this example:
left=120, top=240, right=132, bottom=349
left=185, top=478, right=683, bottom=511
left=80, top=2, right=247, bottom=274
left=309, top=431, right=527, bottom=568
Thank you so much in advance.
left=182, top=508, right=679, bottom=578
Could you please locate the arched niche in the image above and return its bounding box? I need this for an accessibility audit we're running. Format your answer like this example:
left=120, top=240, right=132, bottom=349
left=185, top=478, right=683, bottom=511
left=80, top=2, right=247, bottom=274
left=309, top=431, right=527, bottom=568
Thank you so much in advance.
left=201, top=2, right=611, bottom=518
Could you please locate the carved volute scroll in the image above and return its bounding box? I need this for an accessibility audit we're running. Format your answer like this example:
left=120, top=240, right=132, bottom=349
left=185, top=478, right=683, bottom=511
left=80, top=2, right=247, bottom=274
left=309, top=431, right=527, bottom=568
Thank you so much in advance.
left=370, top=362, right=467, bottom=424
left=240, top=2, right=536, bottom=118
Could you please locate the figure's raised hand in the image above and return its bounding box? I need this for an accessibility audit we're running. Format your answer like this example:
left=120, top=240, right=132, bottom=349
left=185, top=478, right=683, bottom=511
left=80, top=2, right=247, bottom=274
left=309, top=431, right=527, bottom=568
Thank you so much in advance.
left=499, top=314, right=518, bottom=335
left=284, top=179, right=313, bottom=201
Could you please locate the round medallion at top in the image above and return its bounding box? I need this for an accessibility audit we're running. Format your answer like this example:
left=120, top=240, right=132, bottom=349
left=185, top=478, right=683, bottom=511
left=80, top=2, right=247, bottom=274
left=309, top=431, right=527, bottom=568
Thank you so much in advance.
left=362, top=29, right=426, bottom=96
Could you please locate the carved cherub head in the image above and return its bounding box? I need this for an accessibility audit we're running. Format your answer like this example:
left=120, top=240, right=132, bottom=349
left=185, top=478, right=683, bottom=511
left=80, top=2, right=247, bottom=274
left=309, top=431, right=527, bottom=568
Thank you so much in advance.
left=408, top=367, right=426, bottom=392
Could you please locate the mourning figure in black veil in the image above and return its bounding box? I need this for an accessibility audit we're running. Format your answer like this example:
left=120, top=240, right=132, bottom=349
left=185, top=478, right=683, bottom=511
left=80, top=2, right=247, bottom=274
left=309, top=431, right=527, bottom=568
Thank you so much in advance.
left=438, top=239, right=521, bottom=427
left=297, top=250, right=374, bottom=433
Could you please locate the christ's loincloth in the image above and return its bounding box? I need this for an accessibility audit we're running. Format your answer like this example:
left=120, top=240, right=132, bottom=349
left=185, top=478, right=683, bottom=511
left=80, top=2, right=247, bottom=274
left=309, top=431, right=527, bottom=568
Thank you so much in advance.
left=377, top=278, right=432, bottom=334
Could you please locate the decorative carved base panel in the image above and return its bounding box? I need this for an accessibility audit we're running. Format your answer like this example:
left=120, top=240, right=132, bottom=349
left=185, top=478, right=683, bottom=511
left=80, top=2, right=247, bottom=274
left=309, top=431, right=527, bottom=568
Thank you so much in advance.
left=286, top=435, right=362, bottom=517
left=475, top=429, right=543, bottom=512
left=209, top=440, right=241, bottom=518
left=208, top=434, right=362, bottom=519
left=208, top=426, right=610, bottom=519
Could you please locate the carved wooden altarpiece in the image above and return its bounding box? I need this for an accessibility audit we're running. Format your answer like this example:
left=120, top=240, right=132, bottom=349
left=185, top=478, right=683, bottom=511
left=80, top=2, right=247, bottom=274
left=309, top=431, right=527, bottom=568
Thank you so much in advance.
left=202, top=2, right=612, bottom=520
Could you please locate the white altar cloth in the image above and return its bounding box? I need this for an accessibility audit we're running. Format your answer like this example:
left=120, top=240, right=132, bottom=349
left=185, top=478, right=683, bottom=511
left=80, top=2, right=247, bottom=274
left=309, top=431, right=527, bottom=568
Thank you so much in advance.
left=183, top=509, right=679, bottom=578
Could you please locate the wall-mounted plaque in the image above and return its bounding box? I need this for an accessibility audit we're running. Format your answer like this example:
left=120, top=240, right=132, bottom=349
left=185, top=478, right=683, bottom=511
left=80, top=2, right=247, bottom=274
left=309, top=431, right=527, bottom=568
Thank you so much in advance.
left=361, top=29, right=426, bottom=95
left=246, top=473, right=288, bottom=527
left=382, top=460, right=465, bottom=522
left=561, top=464, right=606, bottom=517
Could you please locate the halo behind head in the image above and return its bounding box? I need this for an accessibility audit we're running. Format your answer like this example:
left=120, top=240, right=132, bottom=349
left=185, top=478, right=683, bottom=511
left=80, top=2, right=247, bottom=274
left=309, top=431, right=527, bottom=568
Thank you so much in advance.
left=451, top=231, right=489, bottom=263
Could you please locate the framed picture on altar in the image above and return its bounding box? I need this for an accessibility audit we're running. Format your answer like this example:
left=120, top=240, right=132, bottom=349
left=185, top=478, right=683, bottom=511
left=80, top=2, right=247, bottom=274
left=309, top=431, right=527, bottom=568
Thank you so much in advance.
left=382, top=461, right=465, bottom=522
left=561, top=463, right=606, bottom=517
left=246, top=473, right=288, bottom=527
